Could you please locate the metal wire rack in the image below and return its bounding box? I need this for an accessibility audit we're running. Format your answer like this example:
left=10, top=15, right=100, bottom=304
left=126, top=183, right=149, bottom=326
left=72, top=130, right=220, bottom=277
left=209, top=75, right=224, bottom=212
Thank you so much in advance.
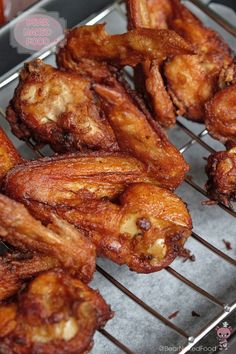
left=0, top=1, right=235, bottom=353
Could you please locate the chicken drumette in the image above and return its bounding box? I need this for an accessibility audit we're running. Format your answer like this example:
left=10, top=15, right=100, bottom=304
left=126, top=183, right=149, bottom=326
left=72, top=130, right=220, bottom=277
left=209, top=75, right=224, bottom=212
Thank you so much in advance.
left=0, top=270, right=112, bottom=354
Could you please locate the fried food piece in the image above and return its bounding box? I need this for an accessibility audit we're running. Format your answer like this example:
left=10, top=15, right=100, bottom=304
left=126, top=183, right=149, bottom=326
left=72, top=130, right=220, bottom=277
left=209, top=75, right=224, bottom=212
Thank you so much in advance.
left=0, top=127, right=21, bottom=182
left=0, top=194, right=96, bottom=283
left=6, top=60, right=118, bottom=153
left=4, top=165, right=192, bottom=272
left=164, top=0, right=234, bottom=122
left=0, top=252, right=58, bottom=302
left=57, top=24, right=193, bottom=68
left=126, top=0, right=176, bottom=128
left=3, top=152, right=157, bottom=207
left=94, top=78, right=189, bottom=189
left=0, top=270, right=113, bottom=354
left=147, top=0, right=172, bottom=29
left=205, top=145, right=236, bottom=206
left=205, top=84, right=236, bottom=144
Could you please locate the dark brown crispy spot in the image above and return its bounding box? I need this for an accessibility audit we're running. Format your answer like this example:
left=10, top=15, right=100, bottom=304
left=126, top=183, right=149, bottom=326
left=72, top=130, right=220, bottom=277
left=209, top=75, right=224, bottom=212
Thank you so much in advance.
left=168, top=310, right=179, bottom=319
left=222, top=239, right=232, bottom=250
left=136, top=218, right=151, bottom=231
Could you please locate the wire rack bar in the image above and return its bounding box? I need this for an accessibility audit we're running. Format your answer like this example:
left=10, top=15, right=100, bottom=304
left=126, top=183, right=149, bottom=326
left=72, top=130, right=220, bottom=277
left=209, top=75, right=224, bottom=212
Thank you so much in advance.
left=96, top=265, right=189, bottom=339
left=99, top=328, right=135, bottom=354
left=165, top=267, right=225, bottom=307
left=192, top=231, right=236, bottom=266
left=176, top=121, right=214, bottom=154
left=188, top=0, right=236, bottom=37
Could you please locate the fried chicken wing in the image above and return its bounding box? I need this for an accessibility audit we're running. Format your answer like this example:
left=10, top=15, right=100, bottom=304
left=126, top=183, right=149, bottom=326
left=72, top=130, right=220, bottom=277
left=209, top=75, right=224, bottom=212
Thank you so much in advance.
left=205, top=84, right=236, bottom=144
left=58, top=183, right=192, bottom=273
left=126, top=0, right=176, bottom=128
left=0, top=252, right=58, bottom=302
left=206, top=145, right=236, bottom=206
left=0, top=270, right=113, bottom=354
left=3, top=152, right=157, bottom=206
left=0, top=194, right=96, bottom=282
left=163, top=0, right=234, bottom=122
left=4, top=160, right=192, bottom=272
left=58, top=24, right=193, bottom=68
left=0, top=127, right=21, bottom=182
left=94, top=78, right=189, bottom=189
left=6, top=60, right=118, bottom=153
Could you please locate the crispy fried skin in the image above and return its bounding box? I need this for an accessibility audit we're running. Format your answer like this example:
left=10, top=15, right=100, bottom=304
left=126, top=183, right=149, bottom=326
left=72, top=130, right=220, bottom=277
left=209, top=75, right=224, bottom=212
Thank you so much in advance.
left=0, top=252, right=58, bottom=302
left=4, top=163, right=192, bottom=272
left=126, top=0, right=176, bottom=128
left=57, top=24, right=193, bottom=68
left=57, top=183, right=192, bottom=273
left=6, top=60, right=118, bottom=153
left=0, top=270, right=113, bottom=354
left=205, top=84, right=236, bottom=144
left=3, top=152, right=157, bottom=206
left=0, top=127, right=21, bottom=182
left=0, top=194, right=96, bottom=283
left=94, top=78, right=189, bottom=189
left=163, top=0, right=234, bottom=122
left=206, top=146, right=236, bottom=206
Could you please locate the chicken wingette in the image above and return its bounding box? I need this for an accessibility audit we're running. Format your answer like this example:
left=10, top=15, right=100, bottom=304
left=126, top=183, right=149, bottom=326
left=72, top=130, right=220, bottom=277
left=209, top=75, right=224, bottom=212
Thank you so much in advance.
left=4, top=159, right=192, bottom=272
left=6, top=60, right=118, bottom=153
left=95, top=78, right=189, bottom=189
left=0, top=270, right=113, bottom=354
left=0, top=194, right=96, bottom=283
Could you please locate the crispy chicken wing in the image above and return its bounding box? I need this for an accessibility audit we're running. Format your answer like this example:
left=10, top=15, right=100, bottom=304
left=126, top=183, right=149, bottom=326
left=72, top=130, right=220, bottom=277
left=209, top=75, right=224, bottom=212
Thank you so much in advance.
left=94, top=78, right=189, bottom=189
left=206, top=145, right=236, bottom=206
left=126, top=0, right=176, bottom=128
left=163, top=0, right=234, bottom=122
left=0, top=127, right=21, bottom=182
left=4, top=160, right=192, bottom=272
left=205, top=84, right=236, bottom=144
left=0, top=270, right=113, bottom=354
left=0, top=252, right=58, bottom=302
left=57, top=24, right=193, bottom=69
left=3, top=152, right=157, bottom=205
left=0, top=194, right=96, bottom=283
left=6, top=60, right=118, bottom=153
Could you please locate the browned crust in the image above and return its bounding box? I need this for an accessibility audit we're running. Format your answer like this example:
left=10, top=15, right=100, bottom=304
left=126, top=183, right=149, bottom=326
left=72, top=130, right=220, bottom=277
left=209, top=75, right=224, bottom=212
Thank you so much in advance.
left=205, top=146, right=236, bottom=206
left=0, top=270, right=113, bottom=354
left=0, top=194, right=96, bottom=283
left=6, top=60, right=118, bottom=153
left=205, top=84, right=236, bottom=144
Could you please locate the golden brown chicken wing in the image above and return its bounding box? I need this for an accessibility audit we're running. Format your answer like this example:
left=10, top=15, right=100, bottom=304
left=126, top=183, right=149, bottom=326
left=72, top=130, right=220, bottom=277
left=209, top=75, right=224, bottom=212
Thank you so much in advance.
left=205, top=84, right=236, bottom=144
left=4, top=159, right=192, bottom=272
left=0, top=252, right=58, bottom=302
left=205, top=145, right=236, bottom=206
left=57, top=23, right=193, bottom=69
left=6, top=60, right=118, bottom=153
left=94, top=78, right=189, bottom=189
left=163, top=0, right=234, bottom=122
left=126, top=0, right=176, bottom=128
left=0, top=270, right=113, bottom=354
left=0, top=127, right=21, bottom=183
left=3, top=152, right=157, bottom=206
left=0, top=194, right=96, bottom=283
